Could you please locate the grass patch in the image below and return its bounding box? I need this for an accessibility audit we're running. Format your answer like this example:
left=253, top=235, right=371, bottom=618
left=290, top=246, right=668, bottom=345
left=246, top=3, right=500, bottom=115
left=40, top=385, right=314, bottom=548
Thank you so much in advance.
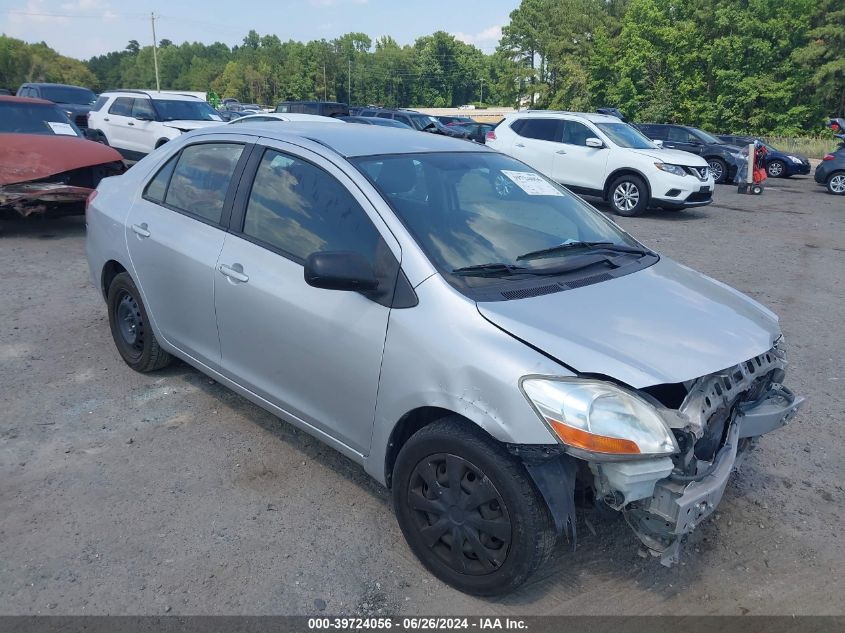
left=762, top=136, right=841, bottom=159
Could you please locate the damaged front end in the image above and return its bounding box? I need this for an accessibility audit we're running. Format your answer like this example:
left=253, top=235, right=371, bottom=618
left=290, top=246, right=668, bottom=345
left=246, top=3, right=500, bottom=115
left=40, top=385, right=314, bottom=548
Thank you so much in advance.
left=590, top=340, right=804, bottom=565
left=0, top=162, right=124, bottom=218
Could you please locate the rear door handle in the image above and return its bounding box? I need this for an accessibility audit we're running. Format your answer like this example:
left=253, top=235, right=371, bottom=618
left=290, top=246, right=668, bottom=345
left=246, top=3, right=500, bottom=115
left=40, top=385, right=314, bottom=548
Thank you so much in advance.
left=128, top=121, right=135, bottom=126
left=103, top=117, right=110, bottom=121
left=515, top=143, right=526, bottom=148
left=131, top=223, right=150, bottom=238
left=218, top=263, right=249, bottom=283
left=556, top=149, right=567, bottom=155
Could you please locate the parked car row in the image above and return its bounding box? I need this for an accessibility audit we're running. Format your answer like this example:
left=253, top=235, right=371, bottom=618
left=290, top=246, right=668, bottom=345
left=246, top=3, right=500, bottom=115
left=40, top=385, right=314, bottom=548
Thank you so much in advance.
left=85, top=121, right=803, bottom=595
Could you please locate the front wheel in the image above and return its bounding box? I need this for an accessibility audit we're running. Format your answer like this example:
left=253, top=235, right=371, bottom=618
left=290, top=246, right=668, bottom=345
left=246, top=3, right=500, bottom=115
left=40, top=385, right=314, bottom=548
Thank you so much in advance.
left=609, top=174, right=648, bottom=216
left=827, top=172, right=845, bottom=195
left=708, top=158, right=728, bottom=184
left=107, top=272, right=172, bottom=372
left=392, top=419, right=556, bottom=596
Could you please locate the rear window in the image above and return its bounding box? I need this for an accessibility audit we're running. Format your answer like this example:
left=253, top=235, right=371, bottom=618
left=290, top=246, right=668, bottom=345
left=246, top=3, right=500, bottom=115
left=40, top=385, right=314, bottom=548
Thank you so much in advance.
left=39, top=85, right=96, bottom=106
left=162, top=143, right=244, bottom=224
left=143, top=155, right=179, bottom=203
left=108, top=97, right=133, bottom=116
left=91, top=96, right=108, bottom=112
left=513, top=118, right=563, bottom=142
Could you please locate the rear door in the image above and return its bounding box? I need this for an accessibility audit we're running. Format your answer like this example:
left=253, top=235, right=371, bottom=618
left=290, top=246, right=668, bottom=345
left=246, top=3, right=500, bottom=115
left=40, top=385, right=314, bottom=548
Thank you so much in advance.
left=125, top=137, right=252, bottom=368
left=508, top=118, right=565, bottom=180
left=104, top=97, right=135, bottom=151
left=663, top=126, right=704, bottom=155
left=213, top=142, right=399, bottom=453
left=124, top=97, right=157, bottom=154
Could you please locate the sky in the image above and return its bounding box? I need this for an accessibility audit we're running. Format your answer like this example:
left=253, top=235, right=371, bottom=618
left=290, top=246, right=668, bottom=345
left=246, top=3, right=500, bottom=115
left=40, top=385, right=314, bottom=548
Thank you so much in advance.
left=1, top=0, right=518, bottom=60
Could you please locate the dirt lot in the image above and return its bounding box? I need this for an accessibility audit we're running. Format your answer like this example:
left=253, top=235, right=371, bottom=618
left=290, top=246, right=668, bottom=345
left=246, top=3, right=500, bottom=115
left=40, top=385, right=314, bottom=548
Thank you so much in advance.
left=1, top=174, right=843, bottom=616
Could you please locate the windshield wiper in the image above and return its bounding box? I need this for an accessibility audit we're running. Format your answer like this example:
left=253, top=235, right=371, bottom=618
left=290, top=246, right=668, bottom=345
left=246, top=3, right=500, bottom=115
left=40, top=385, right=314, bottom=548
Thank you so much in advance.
left=451, top=263, right=534, bottom=277
left=516, top=241, right=652, bottom=262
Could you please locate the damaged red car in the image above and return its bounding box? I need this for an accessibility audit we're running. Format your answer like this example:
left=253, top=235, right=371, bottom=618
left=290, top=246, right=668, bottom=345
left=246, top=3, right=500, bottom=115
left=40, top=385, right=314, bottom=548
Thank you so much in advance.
left=0, top=95, right=125, bottom=218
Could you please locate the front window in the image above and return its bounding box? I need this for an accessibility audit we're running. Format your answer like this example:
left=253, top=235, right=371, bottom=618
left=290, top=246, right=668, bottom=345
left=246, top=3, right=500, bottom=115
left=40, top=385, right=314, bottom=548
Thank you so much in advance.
left=0, top=102, right=81, bottom=136
left=152, top=99, right=222, bottom=122
left=353, top=152, right=642, bottom=282
left=595, top=122, right=657, bottom=149
left=690, top=128, right=722, bottom=144
left=407, top=114, right=435, bottom=131
left=39, top=85, right=96, bottom=105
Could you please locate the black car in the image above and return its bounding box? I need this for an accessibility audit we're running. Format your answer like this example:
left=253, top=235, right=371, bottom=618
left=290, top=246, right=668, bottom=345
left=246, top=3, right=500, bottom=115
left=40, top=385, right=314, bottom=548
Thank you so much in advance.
left=275, top=100, right=349, bottom=118
left=357, top=107, right=469, bottom=138
left=815, top=147, right=845, bottom=195
left=717, top=135, right=811, bottom=178
left=436, top=115, right=475, bottom=125
left=339, top=116, right=412, bottom=129
left=446, top=121, right=496, bottom=143
left=638, top=123, right=745, bottom=184
left=16, top=82, right=97, bottom=129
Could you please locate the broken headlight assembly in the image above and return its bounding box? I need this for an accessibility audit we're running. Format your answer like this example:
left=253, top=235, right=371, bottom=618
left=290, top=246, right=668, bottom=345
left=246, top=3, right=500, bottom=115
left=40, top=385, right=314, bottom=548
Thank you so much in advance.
left=520, top=377, right=678, bottom=459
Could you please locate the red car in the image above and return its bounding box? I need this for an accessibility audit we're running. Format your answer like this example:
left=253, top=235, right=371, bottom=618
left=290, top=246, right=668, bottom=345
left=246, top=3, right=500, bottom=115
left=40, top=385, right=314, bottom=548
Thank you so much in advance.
left=0, top=95, right=124, bottom=218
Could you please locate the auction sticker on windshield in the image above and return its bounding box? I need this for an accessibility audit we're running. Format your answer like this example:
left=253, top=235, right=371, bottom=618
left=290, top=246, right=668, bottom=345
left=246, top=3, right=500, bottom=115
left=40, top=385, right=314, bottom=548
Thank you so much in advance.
left=501, top=170, right=563, bottom=196
left=46, top=122, right=77, bottom=136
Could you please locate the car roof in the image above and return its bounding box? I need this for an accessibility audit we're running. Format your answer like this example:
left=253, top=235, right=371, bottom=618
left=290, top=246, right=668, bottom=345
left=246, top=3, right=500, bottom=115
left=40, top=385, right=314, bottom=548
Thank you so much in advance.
left=202, top=122, right=487, bottom=157
left=230, top=113, right=344, bottom=124
left=508, top=110, right=623, bottom=123
left=101, top=90, right=202, bottom=101
left=0, top=95, right=53, bottom=105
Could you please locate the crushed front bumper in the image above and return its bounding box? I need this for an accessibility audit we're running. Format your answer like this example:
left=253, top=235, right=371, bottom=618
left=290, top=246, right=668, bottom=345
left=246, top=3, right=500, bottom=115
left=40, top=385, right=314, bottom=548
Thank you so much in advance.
left=0, top=182, right=93, bottom=217
left=622, top=384, right=803, bottom=565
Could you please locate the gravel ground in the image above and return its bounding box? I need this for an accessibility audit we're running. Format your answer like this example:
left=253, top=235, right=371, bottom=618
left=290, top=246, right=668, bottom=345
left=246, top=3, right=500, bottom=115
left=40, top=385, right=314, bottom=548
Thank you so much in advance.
left=1, top=174, right=843, bottom=616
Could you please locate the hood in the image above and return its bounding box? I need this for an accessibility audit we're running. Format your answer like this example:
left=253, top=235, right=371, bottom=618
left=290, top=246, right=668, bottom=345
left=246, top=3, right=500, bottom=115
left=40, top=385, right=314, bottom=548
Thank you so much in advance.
left=162, top=119, right=224, bottom=132
left=0, top=134, right=123, bottom=186
left=629, top=147, right=708, bottom=166
left=477, top=258, right=780, bottom=389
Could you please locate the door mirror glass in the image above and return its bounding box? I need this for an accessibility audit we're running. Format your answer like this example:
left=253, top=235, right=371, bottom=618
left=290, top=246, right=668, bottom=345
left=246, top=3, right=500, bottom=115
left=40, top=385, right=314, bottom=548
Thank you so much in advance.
left=304, top=251, right=379, bottom=292
left=585, top=137, right=604, bottom=148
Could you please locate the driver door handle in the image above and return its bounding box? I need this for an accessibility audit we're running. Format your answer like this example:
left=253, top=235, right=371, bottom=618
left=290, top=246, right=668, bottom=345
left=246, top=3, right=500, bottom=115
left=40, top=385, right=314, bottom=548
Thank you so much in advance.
left=556, top=149, right=567, bottom=154
left=515, top=143, right=526, bottom=148
left=218, top=263, right=249, bottom=283
left=128, top=121, right=135, bottom=126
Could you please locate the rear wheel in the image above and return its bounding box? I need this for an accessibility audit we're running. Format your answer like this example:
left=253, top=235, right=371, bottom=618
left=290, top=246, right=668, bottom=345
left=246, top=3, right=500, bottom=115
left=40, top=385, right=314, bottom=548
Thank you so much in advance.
left=827, top=172, right=845, bottom=195
left=609, top=174, right=648, bottom=216
left=707, top=158, right=728, bottom=184
left=107, top=272, right=172, bottom=372
left=392, top=419, right=556, bottom=596
left=767, top=160, right=786, bottom=178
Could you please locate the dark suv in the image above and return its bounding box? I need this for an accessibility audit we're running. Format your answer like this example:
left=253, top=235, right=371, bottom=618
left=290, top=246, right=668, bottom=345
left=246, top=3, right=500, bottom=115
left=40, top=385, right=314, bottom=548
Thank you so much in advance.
left=638, top=123, right=745, bottom=184
left=358, top=108, right=468, bottom=138
left=16, top=83, right=97, bottom=129
left=274, top=101, right=349, bottom=118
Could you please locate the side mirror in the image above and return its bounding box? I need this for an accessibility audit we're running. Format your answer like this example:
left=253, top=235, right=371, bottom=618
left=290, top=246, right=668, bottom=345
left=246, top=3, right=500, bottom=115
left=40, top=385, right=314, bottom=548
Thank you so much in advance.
left=304, top=251, right=379, bottom=292
left=653, top=139, right=664, bottom=148
left=585, top=137, right=604, bottom=148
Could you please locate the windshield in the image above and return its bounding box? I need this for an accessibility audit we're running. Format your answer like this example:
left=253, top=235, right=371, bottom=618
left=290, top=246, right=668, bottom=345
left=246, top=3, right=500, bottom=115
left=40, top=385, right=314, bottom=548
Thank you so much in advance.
left=152, top=99, right=222, bottom=122
left=691, top=128, right=722, bottom=144
left=0, top=102, right=81, bottom=136
left=353, top=152, right=638, bottom=276
left=40, top=86, right=96, bottom=105
left=595, top=122, right=656, bottom=149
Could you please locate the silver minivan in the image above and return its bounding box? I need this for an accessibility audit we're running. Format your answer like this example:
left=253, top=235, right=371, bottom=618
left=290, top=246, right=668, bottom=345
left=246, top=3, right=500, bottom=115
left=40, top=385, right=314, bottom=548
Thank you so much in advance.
left=86, top=124, right=803, bottom=595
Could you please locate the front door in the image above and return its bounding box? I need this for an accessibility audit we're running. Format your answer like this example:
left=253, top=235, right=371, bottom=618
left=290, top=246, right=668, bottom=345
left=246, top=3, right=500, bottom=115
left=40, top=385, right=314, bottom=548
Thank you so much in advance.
left=125, top=140, right=248, bottom=367
left=555, top=119, right=610, bottom=191
left=214, top=143, right=398, bottom=454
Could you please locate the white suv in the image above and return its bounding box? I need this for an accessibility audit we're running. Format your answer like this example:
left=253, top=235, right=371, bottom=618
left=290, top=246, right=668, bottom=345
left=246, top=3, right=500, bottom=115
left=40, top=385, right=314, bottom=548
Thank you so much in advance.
left=87, top=90, right=224, bottom=159
left=486, top=111, right=715, bottom=216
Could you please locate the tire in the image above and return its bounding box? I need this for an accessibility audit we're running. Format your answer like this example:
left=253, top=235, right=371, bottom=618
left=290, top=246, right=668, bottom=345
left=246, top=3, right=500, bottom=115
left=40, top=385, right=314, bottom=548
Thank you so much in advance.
left=107, top=272, right=172, bottom=372
left=608, top=174, right=648, bottom=216
left=392, top=418, right=556, bottom=596
left=155, top=139, right=169, bottom=149
left=767, top=160, right=786, bottom=178
left=95, top=130, right=110, bottom=146
left=826, top=172, right=845, bottom=195
left=707, top=158, right=728, bottom=184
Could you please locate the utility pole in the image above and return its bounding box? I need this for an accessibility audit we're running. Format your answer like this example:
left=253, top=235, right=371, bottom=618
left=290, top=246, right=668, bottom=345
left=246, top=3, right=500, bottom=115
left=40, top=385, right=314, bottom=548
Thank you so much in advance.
left=150, top=12, right=160, bottom=91
left=323, top=65, right=327, bottom=101
left=480, top=77, right=484, bottom=106
left=348, top=58, right=352, bottom=104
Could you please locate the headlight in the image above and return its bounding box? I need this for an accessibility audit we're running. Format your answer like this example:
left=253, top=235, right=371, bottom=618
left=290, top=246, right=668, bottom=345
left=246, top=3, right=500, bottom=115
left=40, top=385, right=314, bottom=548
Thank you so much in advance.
left=654, top=162, right=686, bottom=177
left=788, top=156, right=803, bottom=164
left=521, top=378, right=678, bottom=458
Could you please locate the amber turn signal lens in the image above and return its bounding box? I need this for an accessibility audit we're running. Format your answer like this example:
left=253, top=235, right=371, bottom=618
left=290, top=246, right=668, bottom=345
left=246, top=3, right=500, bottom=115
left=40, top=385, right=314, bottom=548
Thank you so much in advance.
left=547, top=418, right=641, bottom=455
